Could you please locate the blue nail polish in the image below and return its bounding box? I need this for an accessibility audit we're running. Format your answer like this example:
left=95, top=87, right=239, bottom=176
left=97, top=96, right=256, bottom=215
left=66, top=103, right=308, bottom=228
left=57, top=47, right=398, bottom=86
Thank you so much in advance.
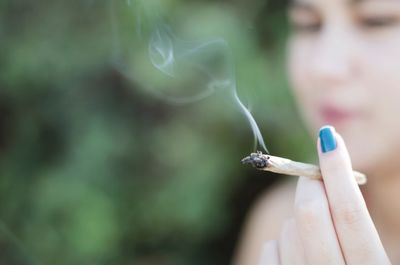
left=319, top=126, right=337, bottom=153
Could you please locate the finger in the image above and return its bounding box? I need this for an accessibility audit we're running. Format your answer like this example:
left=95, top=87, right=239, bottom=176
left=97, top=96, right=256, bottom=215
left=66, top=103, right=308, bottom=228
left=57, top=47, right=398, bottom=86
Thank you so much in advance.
left=258, top=240, right=280, bottom=265
left=278, top=218, right=307, bottom=265
left=318, top=126, right=390, bottom=264
left=295, top=177, right=345, bottom=265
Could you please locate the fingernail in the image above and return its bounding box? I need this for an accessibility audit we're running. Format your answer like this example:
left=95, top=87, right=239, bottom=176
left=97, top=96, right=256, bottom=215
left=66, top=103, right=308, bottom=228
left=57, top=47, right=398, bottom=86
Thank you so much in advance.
left=319, top=126, right=337, bottom=153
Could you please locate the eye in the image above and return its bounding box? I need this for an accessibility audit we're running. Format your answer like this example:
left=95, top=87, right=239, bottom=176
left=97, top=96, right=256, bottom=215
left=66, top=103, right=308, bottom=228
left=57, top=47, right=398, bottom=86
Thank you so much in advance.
left=288, top=9, right=321, bottom=34
left=360, top=16, right=399, bottom=28
left=290, top=21, right=321, bottom=33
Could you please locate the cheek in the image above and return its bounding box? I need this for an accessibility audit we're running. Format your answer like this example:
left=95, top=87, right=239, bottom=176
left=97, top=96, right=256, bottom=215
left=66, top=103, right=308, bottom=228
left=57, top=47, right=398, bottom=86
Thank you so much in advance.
left=347, top=36, right=400, bottom=171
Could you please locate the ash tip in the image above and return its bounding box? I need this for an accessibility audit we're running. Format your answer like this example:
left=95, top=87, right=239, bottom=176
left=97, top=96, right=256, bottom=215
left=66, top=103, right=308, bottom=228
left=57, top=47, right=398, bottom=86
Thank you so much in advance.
left=241, top=151, right=269, bottom=169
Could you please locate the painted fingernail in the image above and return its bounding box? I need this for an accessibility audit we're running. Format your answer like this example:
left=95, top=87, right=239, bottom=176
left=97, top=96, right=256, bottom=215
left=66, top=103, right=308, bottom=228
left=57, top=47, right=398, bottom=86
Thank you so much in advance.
left=319, top=126, right=337, bottom=153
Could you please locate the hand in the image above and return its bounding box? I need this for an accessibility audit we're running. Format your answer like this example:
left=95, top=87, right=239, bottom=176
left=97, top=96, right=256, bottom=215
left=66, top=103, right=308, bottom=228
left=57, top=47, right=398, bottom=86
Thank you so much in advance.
left=259, top=126, right=391, bottom=265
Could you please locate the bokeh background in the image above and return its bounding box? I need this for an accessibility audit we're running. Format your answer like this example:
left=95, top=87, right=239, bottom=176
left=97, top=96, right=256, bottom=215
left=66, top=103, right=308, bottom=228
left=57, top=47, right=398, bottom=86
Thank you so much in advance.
left=0, top=0, right=315, bottom=264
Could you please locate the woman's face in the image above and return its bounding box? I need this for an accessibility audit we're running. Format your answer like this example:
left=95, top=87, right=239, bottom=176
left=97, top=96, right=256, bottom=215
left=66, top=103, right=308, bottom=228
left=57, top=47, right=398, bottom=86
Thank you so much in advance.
left=288, top=0, right=400, bottom=173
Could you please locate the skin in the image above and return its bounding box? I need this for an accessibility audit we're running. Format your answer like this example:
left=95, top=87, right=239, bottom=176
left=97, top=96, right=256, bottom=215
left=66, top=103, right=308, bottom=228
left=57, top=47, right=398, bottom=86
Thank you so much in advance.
left=234, top=0, right=400, bottom=263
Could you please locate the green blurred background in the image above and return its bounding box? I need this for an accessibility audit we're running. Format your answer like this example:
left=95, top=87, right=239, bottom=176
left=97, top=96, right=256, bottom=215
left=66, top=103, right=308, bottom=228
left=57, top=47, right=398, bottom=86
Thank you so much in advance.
left=0, top=0, right=315, bottom=264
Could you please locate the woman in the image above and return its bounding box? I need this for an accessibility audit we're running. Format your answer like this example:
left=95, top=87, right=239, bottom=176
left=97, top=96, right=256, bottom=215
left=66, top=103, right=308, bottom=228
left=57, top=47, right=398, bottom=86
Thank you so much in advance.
left=235, top=0, right=400, bottom=264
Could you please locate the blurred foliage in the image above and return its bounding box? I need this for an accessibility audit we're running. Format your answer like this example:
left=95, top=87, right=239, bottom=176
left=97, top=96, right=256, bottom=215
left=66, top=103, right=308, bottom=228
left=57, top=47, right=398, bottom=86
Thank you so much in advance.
left=0, top=0, right=314, bottom=264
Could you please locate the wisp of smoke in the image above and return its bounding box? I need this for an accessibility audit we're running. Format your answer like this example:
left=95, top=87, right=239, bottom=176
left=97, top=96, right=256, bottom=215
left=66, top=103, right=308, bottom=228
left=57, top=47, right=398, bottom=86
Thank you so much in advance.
left=127, top=0, right=269, bottom=153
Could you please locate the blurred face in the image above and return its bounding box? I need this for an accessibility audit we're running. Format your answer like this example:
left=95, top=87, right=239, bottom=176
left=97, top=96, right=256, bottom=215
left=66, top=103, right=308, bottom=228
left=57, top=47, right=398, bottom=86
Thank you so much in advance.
left=287, top=0, right=400, bottom=173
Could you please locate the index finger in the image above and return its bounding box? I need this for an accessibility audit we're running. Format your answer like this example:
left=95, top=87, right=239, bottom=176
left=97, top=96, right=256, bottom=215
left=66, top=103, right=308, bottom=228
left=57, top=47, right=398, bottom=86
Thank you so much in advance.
left=318, top=126, right=390, bottom=265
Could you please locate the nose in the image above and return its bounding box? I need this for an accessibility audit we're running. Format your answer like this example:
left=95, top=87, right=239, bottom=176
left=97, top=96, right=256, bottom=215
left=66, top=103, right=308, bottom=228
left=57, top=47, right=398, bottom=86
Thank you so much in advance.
left=311, top=25, right=357, bottom=86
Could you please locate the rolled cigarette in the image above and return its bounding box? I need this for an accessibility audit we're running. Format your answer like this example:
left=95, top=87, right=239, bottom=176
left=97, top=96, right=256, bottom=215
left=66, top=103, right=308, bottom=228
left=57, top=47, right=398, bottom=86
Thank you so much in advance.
left=241, top=151, right=367, bottom=185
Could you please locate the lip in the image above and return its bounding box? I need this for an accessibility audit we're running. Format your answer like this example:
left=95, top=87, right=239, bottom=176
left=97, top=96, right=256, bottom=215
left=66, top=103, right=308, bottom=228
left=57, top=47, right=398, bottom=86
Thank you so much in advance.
left=319, top=105, right=361, bottom=125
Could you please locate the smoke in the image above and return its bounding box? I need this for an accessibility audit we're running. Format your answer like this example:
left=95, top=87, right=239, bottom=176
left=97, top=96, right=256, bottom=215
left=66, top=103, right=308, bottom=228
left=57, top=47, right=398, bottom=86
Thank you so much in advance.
left=125, top=0, right=269, bottom=153
left=147, top=24, right=231, bottom=104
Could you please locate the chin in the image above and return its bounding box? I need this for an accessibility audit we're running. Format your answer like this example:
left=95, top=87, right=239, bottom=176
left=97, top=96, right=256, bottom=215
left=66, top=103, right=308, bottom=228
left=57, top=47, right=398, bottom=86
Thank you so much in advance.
left=340, top=130, right=381, bottom=174
left=347, top=145, right=372, bottom=173
left=309, top=118, right=376, bottom=172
